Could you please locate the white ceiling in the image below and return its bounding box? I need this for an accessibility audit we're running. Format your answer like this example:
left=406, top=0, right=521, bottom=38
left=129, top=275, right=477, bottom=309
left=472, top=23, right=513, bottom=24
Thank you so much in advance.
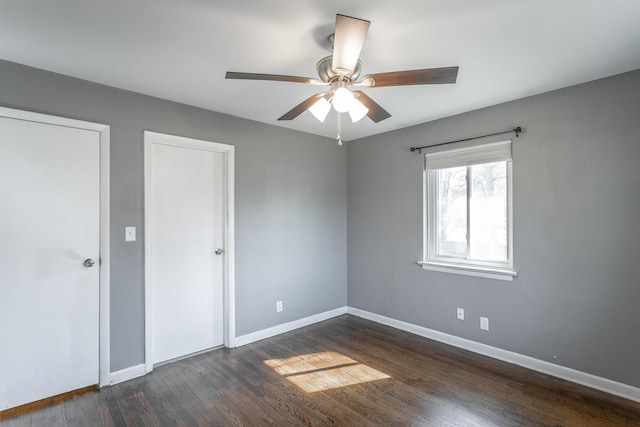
left=1, top=0, right=639, bottom=141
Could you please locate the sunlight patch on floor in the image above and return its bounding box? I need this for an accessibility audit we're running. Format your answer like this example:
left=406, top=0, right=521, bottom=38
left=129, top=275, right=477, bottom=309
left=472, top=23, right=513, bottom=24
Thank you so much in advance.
left=264, top=351, right=390, bottom=393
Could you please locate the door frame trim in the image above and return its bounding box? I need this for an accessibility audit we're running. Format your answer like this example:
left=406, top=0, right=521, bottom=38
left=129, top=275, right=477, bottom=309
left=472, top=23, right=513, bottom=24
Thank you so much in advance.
left=143, top=131, right=236, bottom=373
left=0, top=106, right=111, bottom=387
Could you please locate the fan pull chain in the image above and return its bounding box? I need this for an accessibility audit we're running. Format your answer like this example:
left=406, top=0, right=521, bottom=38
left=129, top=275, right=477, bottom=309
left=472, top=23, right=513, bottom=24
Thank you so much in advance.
left=337, top=112, right=343, bottom=146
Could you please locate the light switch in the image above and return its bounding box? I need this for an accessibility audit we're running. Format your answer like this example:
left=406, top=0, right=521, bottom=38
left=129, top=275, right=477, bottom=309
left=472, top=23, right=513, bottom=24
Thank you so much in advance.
left=125, top=226, right=136, bottom=242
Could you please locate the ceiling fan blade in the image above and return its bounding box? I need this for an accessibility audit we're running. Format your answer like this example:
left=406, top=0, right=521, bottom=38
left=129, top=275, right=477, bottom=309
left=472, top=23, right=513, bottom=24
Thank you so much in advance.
left=353, top=91, right=391, bottom=123
left=226, top=72, right=321, bottom=84
left=278, top=93, right=329, bottom=121
left=361, top=66, right=459, bottom=87
left=332, top=14, right=370, bottom=76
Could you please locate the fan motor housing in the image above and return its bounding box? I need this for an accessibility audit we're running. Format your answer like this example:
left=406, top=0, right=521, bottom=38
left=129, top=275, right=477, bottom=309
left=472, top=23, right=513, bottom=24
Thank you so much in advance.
left=316, top=55, right=362, bottom=83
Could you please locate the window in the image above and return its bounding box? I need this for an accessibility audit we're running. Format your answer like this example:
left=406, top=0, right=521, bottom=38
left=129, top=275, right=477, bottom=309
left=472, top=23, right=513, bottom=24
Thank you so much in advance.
left=420, top=140, right=516, bottom=280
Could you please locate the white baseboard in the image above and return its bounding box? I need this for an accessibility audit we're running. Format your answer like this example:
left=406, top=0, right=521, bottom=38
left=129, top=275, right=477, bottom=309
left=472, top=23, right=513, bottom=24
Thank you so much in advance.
left=106, top=307, right=348, bottom=387
left=347, top=307, right=640, bottom=403
left=235, top=306, right=348, bottom=347
left=109, top=363, right=146, bottom=386
left=107, top=306, right=639, bottom=403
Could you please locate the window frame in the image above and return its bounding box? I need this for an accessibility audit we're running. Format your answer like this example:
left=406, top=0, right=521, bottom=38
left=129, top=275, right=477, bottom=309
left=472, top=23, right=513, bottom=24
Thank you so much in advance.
left=419, top=141, right=517, bottom=281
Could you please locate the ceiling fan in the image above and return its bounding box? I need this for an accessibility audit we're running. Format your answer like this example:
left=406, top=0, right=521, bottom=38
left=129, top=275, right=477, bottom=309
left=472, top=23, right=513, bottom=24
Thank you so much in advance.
left=226, top=14, right=459, bottom=144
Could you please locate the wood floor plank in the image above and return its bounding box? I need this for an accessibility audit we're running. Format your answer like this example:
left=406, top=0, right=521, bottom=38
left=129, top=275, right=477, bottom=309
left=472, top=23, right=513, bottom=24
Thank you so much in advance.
left=2, top=315, right=639, bottom=426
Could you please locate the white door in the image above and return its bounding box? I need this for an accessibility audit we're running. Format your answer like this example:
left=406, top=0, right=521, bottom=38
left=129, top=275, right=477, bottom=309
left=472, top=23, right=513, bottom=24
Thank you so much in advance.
left=149, top=137, right=225, bottom=365
left=0, top=116, right=101, bottom=411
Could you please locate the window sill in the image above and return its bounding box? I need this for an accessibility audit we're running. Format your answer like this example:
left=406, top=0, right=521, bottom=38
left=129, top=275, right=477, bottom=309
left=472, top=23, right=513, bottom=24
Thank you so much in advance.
left=417, top=261, right=517, bottom=281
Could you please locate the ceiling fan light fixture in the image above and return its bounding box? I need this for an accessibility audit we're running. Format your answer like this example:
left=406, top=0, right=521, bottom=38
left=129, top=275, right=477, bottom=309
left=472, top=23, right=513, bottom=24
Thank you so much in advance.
left=309, top=97, right=331, bottom=122
left=225, top=14, right=459, bottom=131
left=332, top=87, right=354, bottom=113
left=348, top=98, right=369, bottom=123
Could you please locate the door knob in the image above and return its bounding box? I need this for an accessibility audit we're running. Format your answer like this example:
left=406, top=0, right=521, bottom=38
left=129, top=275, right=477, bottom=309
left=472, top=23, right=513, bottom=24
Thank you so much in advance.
left=214, top=248, right=224, bottom=255
left=84, top=258, right=96, bottom=268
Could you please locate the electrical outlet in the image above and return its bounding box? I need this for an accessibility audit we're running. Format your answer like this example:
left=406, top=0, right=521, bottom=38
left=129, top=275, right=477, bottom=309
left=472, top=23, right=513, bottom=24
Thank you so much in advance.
left=125, top=226, right=136, bottom=242
left=480, top=317, right=489, bottom=331
left=456, top=308, right=464, bottom=320
left=276, top=300, right=283, bottom=312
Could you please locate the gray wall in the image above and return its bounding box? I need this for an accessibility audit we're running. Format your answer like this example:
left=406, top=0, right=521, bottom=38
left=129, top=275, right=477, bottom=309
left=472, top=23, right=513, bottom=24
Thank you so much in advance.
left=0, top=60, right=347, bottom=372
left=348, top=69, right=640, bottom=388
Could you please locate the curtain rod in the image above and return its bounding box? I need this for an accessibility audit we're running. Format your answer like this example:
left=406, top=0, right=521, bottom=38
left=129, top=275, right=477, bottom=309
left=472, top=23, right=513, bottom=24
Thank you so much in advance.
left=410, top=126, right=522, bottom=154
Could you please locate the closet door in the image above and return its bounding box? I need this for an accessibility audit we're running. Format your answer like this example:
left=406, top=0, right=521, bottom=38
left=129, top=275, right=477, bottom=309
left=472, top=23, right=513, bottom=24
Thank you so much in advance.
left=149, top=138, right=224, bottom=365
left=0, top=115, right=100, bottom=410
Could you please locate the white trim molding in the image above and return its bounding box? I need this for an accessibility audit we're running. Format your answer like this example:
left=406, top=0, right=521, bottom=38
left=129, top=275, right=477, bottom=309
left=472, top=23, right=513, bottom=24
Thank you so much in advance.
left=109, top=364, right=146, bottom=386
left=418, top=261, right=517, bottom=281
left=143, top=131, right=236, bottom=373
left=0, top=107, right=111, bottom=387
left=347, top=307, right=640, bottom=403
left=235, top=307, right=348, bottom=347
left=108, top=307, right=347, bottom=387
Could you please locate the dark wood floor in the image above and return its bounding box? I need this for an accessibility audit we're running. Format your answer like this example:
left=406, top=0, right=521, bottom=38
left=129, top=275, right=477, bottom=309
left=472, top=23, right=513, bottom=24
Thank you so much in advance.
left=3, top=315, right=640, bottom=426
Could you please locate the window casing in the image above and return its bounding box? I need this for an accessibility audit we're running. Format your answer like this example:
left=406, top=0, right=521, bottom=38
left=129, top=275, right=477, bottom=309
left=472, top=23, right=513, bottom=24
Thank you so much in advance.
left=421, top=140, right=516, bottom=280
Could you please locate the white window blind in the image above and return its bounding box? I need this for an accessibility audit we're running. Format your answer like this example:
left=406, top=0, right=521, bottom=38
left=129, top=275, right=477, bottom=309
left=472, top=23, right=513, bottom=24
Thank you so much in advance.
left=424, top=140, right=512, bottom=170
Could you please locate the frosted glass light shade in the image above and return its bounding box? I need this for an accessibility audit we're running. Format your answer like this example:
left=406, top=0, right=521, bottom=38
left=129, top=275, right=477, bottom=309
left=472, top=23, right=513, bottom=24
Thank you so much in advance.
left=309, top=97, right=331, bottom=122
left=332, top=87, right=354, bottom=113
left=348, top=98, right=369, bottom=122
